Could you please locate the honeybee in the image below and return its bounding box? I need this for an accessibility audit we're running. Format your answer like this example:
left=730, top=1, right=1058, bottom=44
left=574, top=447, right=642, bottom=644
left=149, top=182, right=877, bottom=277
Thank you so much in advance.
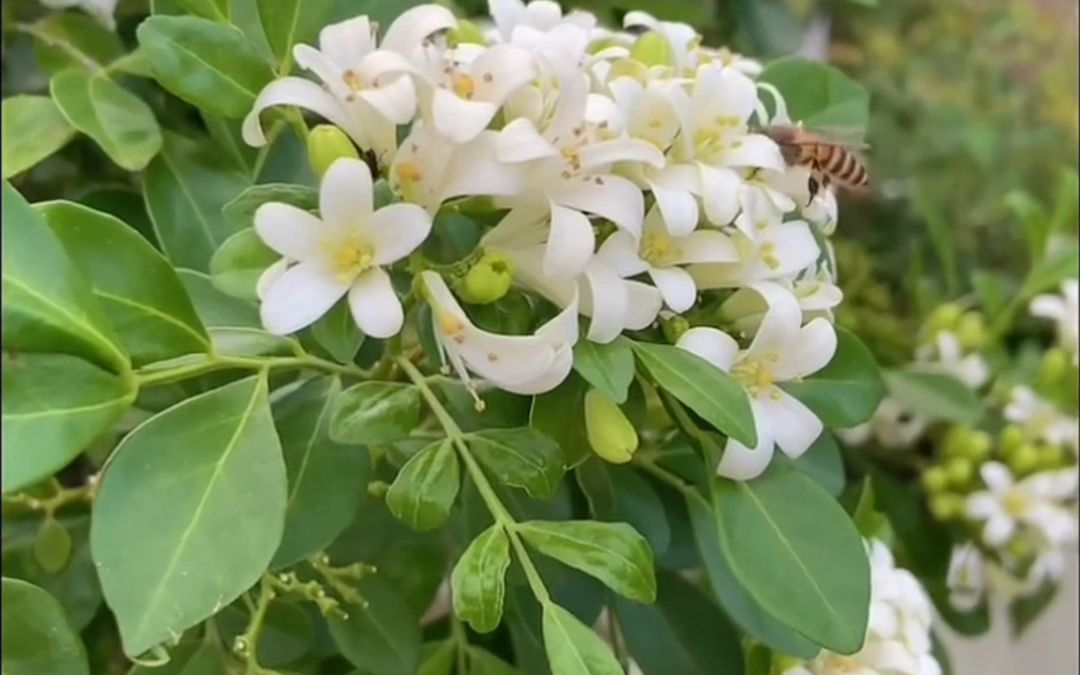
left=764, top=124, right=870, bottom=203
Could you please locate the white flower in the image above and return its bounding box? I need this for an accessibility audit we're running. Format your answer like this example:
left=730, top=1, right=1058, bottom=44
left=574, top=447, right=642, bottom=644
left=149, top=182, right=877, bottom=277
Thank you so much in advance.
left=690, top=220, right=821, bottom=289
left=1004, top=386, right=1079, bottom=453
left=254, top=159, right=431, bottom=337
left=39, top=0, right=117, bottom=30
left=421, top=271, right=579, bottom=395
left=719, top=269, right=843, bottom=335
left=598, top=207, right=738, bottom=313
left=622, top=11, right=699, bottom=72
left=243, top=7, right=456, bottom=163
left=915, top=330, right=989, bottom=389
left=1030, top=280, right=1079, bottom=364
left=1018, top=547, right=1069, bottom=595
left=965, top=462, right=1078, bottom=548
left=676, top=282, right=836, bottom=480
left=946, top=543, right=986, bottom=612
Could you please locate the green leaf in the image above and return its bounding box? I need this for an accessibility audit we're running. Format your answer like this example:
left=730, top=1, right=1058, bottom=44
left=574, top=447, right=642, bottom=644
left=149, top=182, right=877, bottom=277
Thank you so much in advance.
left=90, top=375, right=286, bottom=657
left=144, top=132, right=249, bottom=272
left=541, top=602, right=621, bottom=675
left=971, top=270, right=1008, bottom=317
left=310, top=299, right=364, bottom=364
left=33, top=518, right=73, bottom=575
left=3, top=182, right=128, bottom=373
left=386, top=439, right=460, bottom=531
left=631, top=341, right=756, bottom=447
left=216, top=599, right=313, bottom=667
left=788, top=431, right=845, bottom=497
left=2, top=353, right=133, bottom=493
left=39, top=201, right=211, bottom=366
left=328, top=576, right=421, bottom=675
left=576, top=461, right=671, bottom=556
left=517, top=520, right=656, bottom=603
left=531, top=373, right=590, bottom=467
left=1009, top=581, right=1057, bottom=638
left=330, top=382, right=421, bottom=445
left=467, top=646, right=523, bottom=675
left=49, top=70, right=161, bottom=172
left=1, top=96, right=74, bottom=178
left=781, top=327, right=885, bottom=428
left=1023, top=246, right=1079, bottom=297
left=417, top=640, right=455, bottom=675
left=759, top=57, right=870, bottom=133
left=1005, top=190, right=1049, bottom=263
left=884, top=369, right=984, bottom=423
left=222, top=183, right=318, bottom=230
left=615, top=570, right=743, bottom=675
left=849, top=478, right=891, bottom=542
left=713, top=463, right=870, bottom=653
left=466, top=428, right=565, bottom=500
left=271, top=376, right=369, bottom=568
left=137, top=16, right=275, bottom=118
left=173, top=0, right=230, bottom=20
left=209, top=228, right=279, bottom=301
left=256, top=0, right=336, bottom=68
left=1, top=578, right=89, bottom=675
left=573, top=337, right=635, bottom=404
left=451, top=524, right=511, bottom=633
left=30, top=12, right=125, bottom=74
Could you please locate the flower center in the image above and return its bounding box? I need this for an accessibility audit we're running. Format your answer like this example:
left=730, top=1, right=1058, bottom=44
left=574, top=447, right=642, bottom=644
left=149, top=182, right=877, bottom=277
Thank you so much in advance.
left=452, top=73, right=476, bottom=99
left=438, top=313, right=466, bottom=343
left=330, top=236, right=374, bottom=282
left=342, top=69, right=364, bottom=92
left=732, top=358, right=778, bottom=398
left=1003, top=490, right=1030, bottom=518
left=394, top=161, right=424, bottom=202
left=759, top=242, right=781, bottom=270
left=640, top=231, right=677, bottom=266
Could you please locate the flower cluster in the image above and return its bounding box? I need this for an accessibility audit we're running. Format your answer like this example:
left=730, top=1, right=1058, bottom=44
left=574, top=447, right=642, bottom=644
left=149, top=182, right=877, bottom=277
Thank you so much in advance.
left=785, top=540, right=941, bottom=675
left=244, top=0, right=845, bottom=480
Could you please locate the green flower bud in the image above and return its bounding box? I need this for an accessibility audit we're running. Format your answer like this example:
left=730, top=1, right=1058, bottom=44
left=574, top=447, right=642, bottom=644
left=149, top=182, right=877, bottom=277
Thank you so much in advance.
left=1000, top=424, right=1025, bottom=453
left=308, top=125, right=360, bottom=178
left=942, top=425, right=971, bottom=457
left=630, top=31, right=673, bottom=68
left=927, top=303, right=963, bottom=333
left=455, top=251, right=514, bottom=305
left=588, top=37, right=623, bottom=54
left=945, top=457, right=974, bottom=487
left=955, top=312, right=987, bottom=350
left=447, top=20, right=486, bottom=47
left=367, top=480, right=390, bottom=499
left=921, top=466, right=949, bottom=493
left=1038, top=443, right=1068, bottom=470
left=584, top=389, right=638, bottom=464
left=661, top=316, right=690, bottom=344
left=1008, top=443, right=1041, bottom=475
left=608, top=58, right=649, bottom=82
left=929, top=494, right=964, bottom=521
left=1006, top=537, right=1031, bottom=560
left=967, top=430, right=992, bottom=461
left=1039, top=347, right=1071, bottom=385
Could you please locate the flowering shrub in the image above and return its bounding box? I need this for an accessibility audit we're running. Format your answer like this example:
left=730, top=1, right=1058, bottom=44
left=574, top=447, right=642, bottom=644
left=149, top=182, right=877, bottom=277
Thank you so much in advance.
left=0, top=1, right=1075, bottom=675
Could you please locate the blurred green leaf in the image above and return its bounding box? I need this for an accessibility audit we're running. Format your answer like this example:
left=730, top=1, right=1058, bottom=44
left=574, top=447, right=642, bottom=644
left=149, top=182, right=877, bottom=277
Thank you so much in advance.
left=781, top=328, right=886, bottom=428
left=884, top=368, right=983, bottom=423
left=1, top=578, right=89, bottom=675
left=541, top=603, right=621, bottom=675
left=788, top=431, right=845, bottom=497
left=759, top=57, right=870, bottom=132
left=256, top=0, right=337, bottom=69
left=1009, top=581, right=1057, bottom=638
left=222, top=183, right=318, bottom=230
left=531, top=373, right=590, bottom=468
left=573, top=337, right=635, bottom=404
left=331, top=382, right=421, bottom=445
left=328, top=576, right=422, bottom=675
left=1, top=96, right=75, bottom=178
left=30, top=12, right=125, bottom=75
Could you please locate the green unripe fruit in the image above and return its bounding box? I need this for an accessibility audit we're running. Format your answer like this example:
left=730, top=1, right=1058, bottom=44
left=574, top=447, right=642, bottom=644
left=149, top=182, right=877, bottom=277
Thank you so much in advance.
left=455, top=251, right=514, bottom=305
left=942, top=425, right=971, bottom=457
left=661, top=316, right=690, bottom=344
left=307, top=125, right=360, bottom=178
left=967, top=430, right=993, bottom=461
left=927, top=303, right=963, bottom=333
left=33, top=517, right=72, bottom=574
left=955, top=312, right=987, bottom=350
left=1009, top=443, right=1041, bottom=475
left=1006, top=537, right=1032, bottom=560
left=1038, top=443, right=1068, bottom=469
left=1039, top=347, right=1071, bottom=384
left=921, top=466, right=949, bottom=493
left=929, top=494, right=964, bottom=521
left=447, top=20, right=486, bottom=46
left=945, top=457, right=974, bottom=486
left=1000, top=424, right=1025, bottom=454
left=630, top=31, right=673, bottom=67
left=584, top=389, right=638, bottom=464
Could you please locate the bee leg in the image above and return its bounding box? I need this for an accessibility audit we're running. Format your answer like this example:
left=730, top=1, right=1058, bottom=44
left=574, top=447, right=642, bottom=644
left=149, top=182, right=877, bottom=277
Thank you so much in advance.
left=806, top=175, right=819, bottom=206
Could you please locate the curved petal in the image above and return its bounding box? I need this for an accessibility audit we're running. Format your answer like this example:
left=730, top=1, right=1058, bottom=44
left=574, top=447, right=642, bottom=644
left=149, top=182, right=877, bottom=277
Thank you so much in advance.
left=648, top=266, right=697, bottom=313
left=676, top=327, right=738, bottom=372
left=577, top=138, right=664, bottom=171
left=982, top=514, right=1015, bottom=547
left=743, top=281, right=803, bottom=361
left=758, top=390, right=822, bottom=459
left=243, top=78, right=359, bottom=147
left=622, top=281, right=663, bottom=330
left=319, top=158, right=373, bottom=234
left=293, top=44, right=344, bottom=92
left=357, top=74, right=417, bottom=125
left=716, top=401, right=773, bottom=480
left=672, top=230, right=738, bottom=265
left=765, top=221, right=821, bottom=277
left=256, top=258, right=289, bottom=300
left=318, top=16, right=374, bottom=66
left=698, top=163, right=740, bottom=226
left=432, top=88, right=499, bottom=143
left=502, top=344, right=574, bottom=394
left=594, top=230, right=648, bottom=278
left=496, top=117, right=559, bottom=163
left=544, top=203, right=595, bottom=279
left=722, top=133, right=786, bottom=170
left=980, top=462, right=1014, bottom=493
left=553, top=174, right=643, bottom=237
left=965, top=493, right=1002, bottom=520
left=582, top=263, right=629, bottom=343
left=691, top=66, right=757, bottom=126
left=260, top=262, right=349, bottom=334
left=366, top=203, right=432, bottom=264
left=472, top=44, right=537, bottom=103
left=442, top=132, right=530, bottom=202
left=649, top=181, right=699, bottom=237
left=773, top=317, right=837, bottom=380
left=255, top=203, right=328, bottom=262
left=379, top=4, right=457, bottom=55
left=348, top=267, right=404, bottom=338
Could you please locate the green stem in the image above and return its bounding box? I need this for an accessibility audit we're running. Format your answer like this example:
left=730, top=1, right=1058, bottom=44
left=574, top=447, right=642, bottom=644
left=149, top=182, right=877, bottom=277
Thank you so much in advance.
left=451, top=613, right=469, bottom=674
left=135, top=354, right=369, bottom=388
left=239, top=576, right=275, bottom=674
left=633, top=455, right=708, bottom=507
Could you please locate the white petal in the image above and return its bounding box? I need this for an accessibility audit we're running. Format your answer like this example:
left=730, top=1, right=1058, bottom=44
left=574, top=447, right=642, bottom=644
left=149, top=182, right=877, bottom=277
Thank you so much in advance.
left=691, top=66, right=757, bottom=125
left=672, top=230, right=739, bottom=265
left=348, top=267, right=403, bottom=338
left=758, top=391, right=823, bottom=459
left=773, top=317, right=837, bottom=380
left=723, top=134, right=786, bottom=170
left=983, top=514, right=1015, bottom=547
left=594, top=231, right=648, bottom=278
left=318, top=16, right=374, bottom=66
left=1030, top=295, right=1066, bottom=321
left=622, top=281, right=663, bottom=330
left=716, top=402, right=774, bottom=480
left=243, top=78, right=360, bottom=147
left=648, top=266, right=697, bottom=313
left=503, top=345, right=574, bottom=394
left=553, top=175, right=643, bottom=237
left=698, top=163, right=740, bottom=226
left=1025, top=505, right=1077, bottom=545
left=649, top=181, right=699, bottom=237
left=357, top=74, right=417, bottom=125
left=676, top=327, right=738, bottom=371
left=764, top=221, right=821, bottom=277
left=260, top=262, right=349, bottom=334
left=319, top=158, right=373, bottom=234
left=254, top=203, right=327, bottom=262
left=544, top=203, right=595, bottom=279
left=379, top=5, right=457, bottom=55
left=365, top=203, right=432, bottom=265
left=442, top=132, right=530, bottom=201
left=980, top=462, right=1014, bottom=493
left=293, top=44, right=344, bottom=92
left=581, top=264, right=629, bottom=343
left=256, top=258, right=289, bottom=300
left=471, top=44, right=537, bottom=103
left=432, top=88, right=499, bottom=143
left=965, top=493, right=1002, bottom=520
left=743, top=282, right=803, bottom=361
left=577, top=138, right=664, bottom=171
left=496, top=118, right=559, bottom=163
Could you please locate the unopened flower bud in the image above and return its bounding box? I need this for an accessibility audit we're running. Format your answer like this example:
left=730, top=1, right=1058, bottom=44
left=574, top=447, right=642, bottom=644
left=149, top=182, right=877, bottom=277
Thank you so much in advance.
left=929, top=494, right=964, bottom=521
left=661, top=316, right=690, bottom=344
left=966, top=430, right=992, bottom=461
left=921, top=466, right=948, bottom=493
left=584, top=389, right=638, bottom=464
left=944, top=457, right=974, bottom=486
left=1039, top=347, right=1071, bottom=384
left=1038, top=443, right=1067, bottom=469
left=608, top=58, right=649, bottom=82
left=1008, top=443, right=1040, bottom=475
left=955, top=312, right=987, bottom=350
left=307, top=125, right=360, bottom=178
left=447, top=20, right=486, bottom=47
left=630, top=31, right=673, bottom=68
left=455, top=251, right=514, bottom=305
left=1000, top=425, right=1025, bottom=453
left=927, top=303, right=963, bottom=333
left=942, top=425, right=971, bottom=457
left=367, top=480, right=389, bottom=499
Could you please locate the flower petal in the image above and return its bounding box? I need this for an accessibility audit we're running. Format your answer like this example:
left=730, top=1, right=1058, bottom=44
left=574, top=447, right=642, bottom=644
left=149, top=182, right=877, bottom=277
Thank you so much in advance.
left=723, top=134, right=785, bottom=170
left=982, top=514, right=1015, bottom=547
left=676, top=327, right=738, bottom=371
left=256, top=258, right=289, bottom=300
left=544, top=203, right=595, bottom=279
left=357, top=73, right=418, bottom=125
left=622, top=281, right=663, bottom=330
left=260, top=262, right=349, bottom=334
left=379, top=4, right=457, bottom=55
left=348, top=267, right=403, bottom=338
left=255, top=203, right=328, bottom=262
left=980, top=462, right=1014, bottom=493
left=496, top=118, right=559, bottom=163
left=594, top=230, right=648, bottom=278
left=698, top=163, right=740, bottom=226
left=672, top=230, right=739, bottom=265
left=743, top=281, right=803, bottom=361
left=716, top=401, right=774, bottom=480
left=432, top=88, right=499, bottom=143
left=472, top=44, right=537, bottom=103
left=577, top=138, right=664, bottom=171
left=318, top=16, right=375, bottom=66
left=366, top=203, right=432, bottom=265
left=553, top=174, right=643, bottom=238
left=581, top=263, right=629, bottom=343
left=758, top=390, right=822, bottom=459
left=243, top=78, right=361, bottom=147
left=649, top=180, right=699, bottom=237
left=319, top=158, right=373, bottom=234
left=293, top=44, right=344, bottom=93
left=442, top=131, right=530, bottom=202
left=648, top=266, right=697, bottom=313
left=773, top=317, right=837, bottom=380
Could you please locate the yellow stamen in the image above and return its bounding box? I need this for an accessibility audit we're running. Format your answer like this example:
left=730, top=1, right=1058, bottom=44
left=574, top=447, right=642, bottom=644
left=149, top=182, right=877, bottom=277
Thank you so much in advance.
left=452, top=73, right=476, bottom=99
left=395, top=162, right=423, bottom=183
left=342, top=70, right=363, bottom=91
left=1003, top=491, right=1030, bottom=517
left=640, top=231, right=676, bottom=266
left=330, top=237, right=374, bottom=282
left=438, top=313, right=466, bottom=343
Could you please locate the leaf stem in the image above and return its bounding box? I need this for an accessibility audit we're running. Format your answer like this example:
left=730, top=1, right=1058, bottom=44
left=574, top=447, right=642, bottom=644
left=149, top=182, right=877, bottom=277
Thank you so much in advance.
left=633, top=455, right=709, bottom=507
left=134, top=353, right=370, bottom=387
left=237, top=576, right=275, bottom=674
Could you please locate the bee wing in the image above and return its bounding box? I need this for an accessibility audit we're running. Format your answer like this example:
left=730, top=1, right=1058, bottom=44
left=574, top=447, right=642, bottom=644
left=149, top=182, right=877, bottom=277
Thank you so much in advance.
left=801, top=125, right=871, bottom=151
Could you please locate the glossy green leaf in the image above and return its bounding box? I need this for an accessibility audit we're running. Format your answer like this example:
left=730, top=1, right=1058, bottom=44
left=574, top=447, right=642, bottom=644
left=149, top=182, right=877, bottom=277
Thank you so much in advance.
left=616, top=571, right=743, bottom=675
left=216, top=599, right=313, bottom=667
left=2, top=182, right=127, bottom=373
left=30, top=12, right=125, bottom=74
left=531, top=373, right=590, bottom=467
left=91, top=376, right=286, bottom=657
left=271, top=376, right=369, bottom=568
left=1, top=96, right=74, bottom=178
left=631, top=341, right=756, bottom=447
left=310, top=299, right=364, bottom=364
left=221, top=183, right=318, bottom=230
left=330, top=382, right=421, bottom=445
left=137, top=16, right=275, bottom=118
left=467, top=428, right=565, bottom=500
left=713, top=463, right=870, bottom=653
left=468, top=646, right=522, bottom=675
left=759, top=57, right=870, bottom=133
left=39, top=201, right=211, bottom=365
left=2, top=353, right=133, bottom=493
left=576, top=461, right=671, bottom=556
left=386, top=439, right=460, bottom=531
left=451, top=524, right=511, bottom=633
left=541, top=602, right=621, bottom=675
left=1, top=578, right=89, bottom=675
left=256, top=0, right=336, bottom=67
left=781, top=328, right=886, bottom=428
left=573, top=336, right=635, bottom=404
left=33, top=518, right=73, bottom=575
left=884, top=369, right=984, bottom=423
left=328, top=576, right=421, bottom=675
left=173, top=0, right=230, bottom=20
left=49, top=70, right=161, bottom=171
left=144, top=132, right=249, bottom=272
left=788, top=431, right=845, bottom=497
left=518, top=520, right=656, bottom=603
left=209, top=228, right=279, bottom=301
